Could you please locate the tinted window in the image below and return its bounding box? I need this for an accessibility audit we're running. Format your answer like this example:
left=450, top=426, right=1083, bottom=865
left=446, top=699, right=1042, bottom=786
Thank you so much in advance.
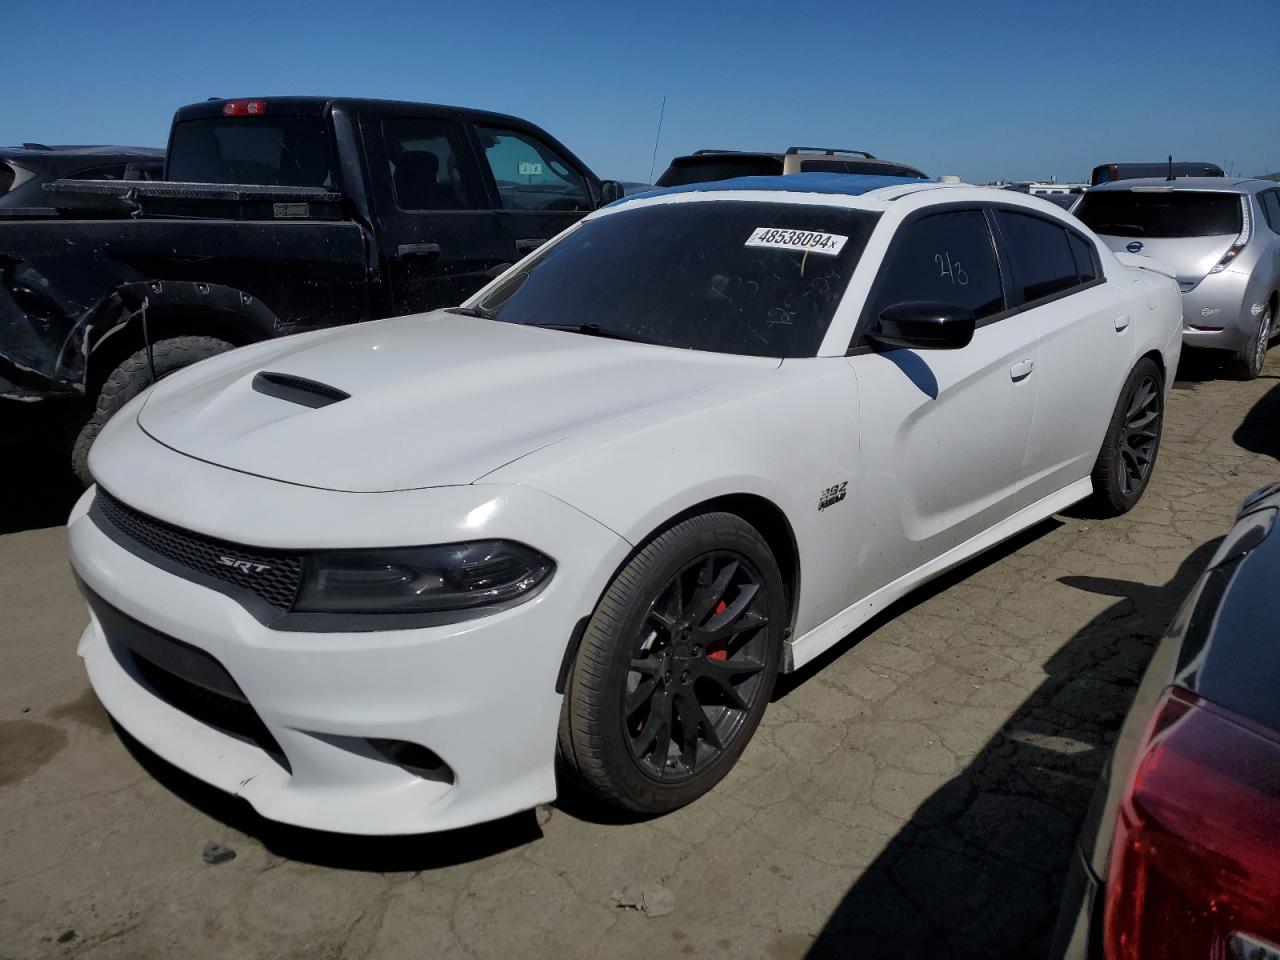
left=1260, top=191, right=1280, bottom=234
left=1075, top=190, right=1243, bottom=238
left=800, top=159, right=927, bottom=179
left=476, top=126, right=590, bottom=212
left=469, top=201, right=878, bottom=358
left=995, top=211, right=1081, bottom=303
left=868, top=210, right=1004, bottom=321
left=1068, top=231, right=1099, bottom=283
left=74, top=164, right=129, bottom=181
left=656, top=155, right=783, bottom=187
left=383, top=118, right=481, bottom=211
left=169, top=117, right=335, bottom=187
left=0, top=162, right=14, bottom=195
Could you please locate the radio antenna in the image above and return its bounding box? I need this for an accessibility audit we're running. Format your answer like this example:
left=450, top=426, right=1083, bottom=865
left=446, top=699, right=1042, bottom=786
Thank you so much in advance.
left=647, top=96, right=667, bottom=185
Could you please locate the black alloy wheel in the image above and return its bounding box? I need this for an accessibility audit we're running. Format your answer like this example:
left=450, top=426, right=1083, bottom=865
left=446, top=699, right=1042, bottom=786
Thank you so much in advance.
left=1090, top=356, right=1164, bottom=516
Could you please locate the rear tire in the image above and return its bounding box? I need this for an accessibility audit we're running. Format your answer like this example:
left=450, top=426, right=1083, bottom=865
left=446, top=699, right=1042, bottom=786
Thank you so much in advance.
left=1229, top=304, right=1272, bottom=381
left=558, top=512, right=785, bottom=815
left=70, top=336, right=234, bottom=486
left=1089, top=357, right=1164, bottom=516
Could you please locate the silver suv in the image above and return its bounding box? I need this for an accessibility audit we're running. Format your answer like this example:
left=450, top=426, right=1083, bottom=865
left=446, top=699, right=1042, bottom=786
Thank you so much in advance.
left=1076, top=177, right=1280, bottom=378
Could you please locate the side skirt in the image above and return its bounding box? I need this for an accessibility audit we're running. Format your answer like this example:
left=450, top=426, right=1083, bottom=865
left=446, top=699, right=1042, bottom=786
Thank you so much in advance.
left=783, top=477, right=1093, bottom=672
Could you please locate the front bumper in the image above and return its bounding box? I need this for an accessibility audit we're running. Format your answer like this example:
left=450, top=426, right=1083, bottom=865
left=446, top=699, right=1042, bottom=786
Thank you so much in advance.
left=1179, top=270, right=1252, bottom=352
left=69, top=479, right=629, bottom=835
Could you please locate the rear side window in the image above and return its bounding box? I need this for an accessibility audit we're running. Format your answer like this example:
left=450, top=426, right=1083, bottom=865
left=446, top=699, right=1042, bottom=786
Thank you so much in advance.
left=868, top=210, right=1005, bottom=321
left=475, top=126, right=591, bottom=212
left=382, top=118, right=482, bottom=211
left=168, top=116, right=336, bottom=188
left=656, top=155, right=784, bottom=187
left=1068, top=232, right=1099, bottom=283
left=994, top=211, right=1081, bottom=303
left=0, top=162, right=13, bottom=195
left=1260, top=191, right=1280, bottom=234
left=1075, top=190, right=1243, bottom=238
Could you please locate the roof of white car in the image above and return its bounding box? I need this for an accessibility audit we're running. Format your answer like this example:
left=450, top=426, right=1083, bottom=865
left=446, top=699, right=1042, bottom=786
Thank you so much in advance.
left=608, top=173, right=976, bottom=213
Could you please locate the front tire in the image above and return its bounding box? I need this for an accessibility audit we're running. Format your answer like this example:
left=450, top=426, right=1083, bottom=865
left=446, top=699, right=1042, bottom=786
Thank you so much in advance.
left=1230, top=304, right=1272, bottom=381
left=1089, top=357, right=1164, bottom=516
left=70, top=336, right=235, bottom=486
left=558, top=512, right=786, bottom=815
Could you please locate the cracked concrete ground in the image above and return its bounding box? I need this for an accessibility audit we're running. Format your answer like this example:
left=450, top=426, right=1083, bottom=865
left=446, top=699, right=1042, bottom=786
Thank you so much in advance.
left=2, top=352, right=1278, bottom=960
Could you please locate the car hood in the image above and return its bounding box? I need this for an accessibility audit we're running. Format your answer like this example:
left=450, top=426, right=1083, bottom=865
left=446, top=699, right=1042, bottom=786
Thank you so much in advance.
left=137, top=311, right=779, bottom=492
left=1095, top=233, right=1235, bottom=284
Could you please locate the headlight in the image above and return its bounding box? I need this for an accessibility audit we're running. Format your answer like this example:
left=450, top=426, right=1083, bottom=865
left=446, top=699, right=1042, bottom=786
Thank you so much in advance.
left=295, top=541, right=554, bottom=614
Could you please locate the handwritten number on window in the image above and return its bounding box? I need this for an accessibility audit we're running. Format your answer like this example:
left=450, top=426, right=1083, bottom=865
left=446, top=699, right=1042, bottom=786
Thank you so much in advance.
left=934, top=252, right=969, bottom=286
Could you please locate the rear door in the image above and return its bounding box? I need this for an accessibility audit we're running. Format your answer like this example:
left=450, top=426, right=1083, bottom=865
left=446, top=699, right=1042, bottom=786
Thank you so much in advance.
left=991, top=207, right=1133, bottom=502
left=468, top=121, right=595, bottom=263
left=363, top=109, right=511, bottom=314
left=847, top=206, right=1038, bottom=587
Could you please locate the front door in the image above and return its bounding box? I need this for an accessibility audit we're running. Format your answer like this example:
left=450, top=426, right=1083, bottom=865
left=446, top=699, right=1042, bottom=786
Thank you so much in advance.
left=366, top=113, right=511, bottom=315
left=847, top=207, right=1039, bottom=592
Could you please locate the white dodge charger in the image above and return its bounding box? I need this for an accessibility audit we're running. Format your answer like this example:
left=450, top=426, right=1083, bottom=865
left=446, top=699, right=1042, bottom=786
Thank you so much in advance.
left=68, top=174, right=1182, bottom=833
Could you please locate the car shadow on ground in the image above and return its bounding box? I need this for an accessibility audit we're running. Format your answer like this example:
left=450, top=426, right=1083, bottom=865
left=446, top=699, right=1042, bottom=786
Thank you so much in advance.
left=113, top=725, right=545, bottom=872
left=0, top=402, right=83, bottom=535
left=1233, top=380, right=1280, bottom=460
left=802, top=540, right=1218, bottom=960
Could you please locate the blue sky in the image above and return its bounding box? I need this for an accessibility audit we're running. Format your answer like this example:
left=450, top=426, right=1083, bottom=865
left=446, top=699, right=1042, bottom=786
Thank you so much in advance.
left=4, top=0, right=1276, bottom=184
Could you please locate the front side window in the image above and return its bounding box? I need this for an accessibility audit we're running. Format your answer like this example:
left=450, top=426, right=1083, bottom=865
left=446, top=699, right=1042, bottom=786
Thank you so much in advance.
left=994, top=210, right=1080, bottom=304
left=475, top=126, right=591, bottom=212
left=866, top=210, right=1005, bottom=322
left=168, top=116, right=335, bottom=187
left=467, top=200, right=878, bottom=358
left=383, top=118, right=482, bottom=211
left=1075, top=190, right=1243, bottom=238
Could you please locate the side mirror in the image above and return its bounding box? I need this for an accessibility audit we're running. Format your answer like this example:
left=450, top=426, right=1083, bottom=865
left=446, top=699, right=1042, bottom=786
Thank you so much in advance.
left=869, top=301, right=976, bottom=350
left=599, top=180, right=625, bottom=206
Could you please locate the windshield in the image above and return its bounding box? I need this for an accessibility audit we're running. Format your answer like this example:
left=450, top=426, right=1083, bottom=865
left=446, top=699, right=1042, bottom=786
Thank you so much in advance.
left=470, top=200, right=877, bottom=358
left=168, top=116, right=336, bottom=188
left=1075, top=190, right=1243, bottom=238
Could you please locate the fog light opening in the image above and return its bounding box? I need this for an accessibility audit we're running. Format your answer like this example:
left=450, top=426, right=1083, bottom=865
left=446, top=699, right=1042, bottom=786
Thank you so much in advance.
left=1190, top=324, right=1225, bottom=332
left=369, top=738, right=454, bottom=784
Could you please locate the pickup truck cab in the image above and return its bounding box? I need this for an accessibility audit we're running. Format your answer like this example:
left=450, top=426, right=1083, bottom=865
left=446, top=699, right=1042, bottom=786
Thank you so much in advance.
left=0, top=96, right=618, bottom=482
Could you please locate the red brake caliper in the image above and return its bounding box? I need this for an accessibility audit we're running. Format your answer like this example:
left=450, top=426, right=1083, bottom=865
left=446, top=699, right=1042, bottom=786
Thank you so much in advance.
left=707, top=600, right=729, bottom=661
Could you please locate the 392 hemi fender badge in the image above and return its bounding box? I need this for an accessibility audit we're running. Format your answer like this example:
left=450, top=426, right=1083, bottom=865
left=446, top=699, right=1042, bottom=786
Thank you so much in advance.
left=818, top=481, right=848, bottom=511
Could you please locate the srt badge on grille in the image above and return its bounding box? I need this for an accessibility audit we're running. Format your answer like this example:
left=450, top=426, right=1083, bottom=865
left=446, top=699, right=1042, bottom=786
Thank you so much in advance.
left=218, top=556, right=272, bottom=574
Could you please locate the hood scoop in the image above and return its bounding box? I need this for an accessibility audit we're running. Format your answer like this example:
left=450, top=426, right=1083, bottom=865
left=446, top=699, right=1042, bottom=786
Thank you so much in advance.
left=251, top=371, right=350, bottom=409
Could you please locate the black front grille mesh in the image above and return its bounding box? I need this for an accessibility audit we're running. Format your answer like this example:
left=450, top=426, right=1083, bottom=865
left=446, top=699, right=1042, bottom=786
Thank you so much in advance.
left=95, top=490, right=303, bottom=610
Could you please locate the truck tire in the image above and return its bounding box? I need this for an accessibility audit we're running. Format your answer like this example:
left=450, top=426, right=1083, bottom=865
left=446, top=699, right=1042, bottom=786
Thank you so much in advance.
left=70, top=336, right=235, bottom=486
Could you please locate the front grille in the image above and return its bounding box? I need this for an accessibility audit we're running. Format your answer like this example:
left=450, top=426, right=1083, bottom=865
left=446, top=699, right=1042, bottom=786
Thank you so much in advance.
left=94, top=489, right=303, bottom=611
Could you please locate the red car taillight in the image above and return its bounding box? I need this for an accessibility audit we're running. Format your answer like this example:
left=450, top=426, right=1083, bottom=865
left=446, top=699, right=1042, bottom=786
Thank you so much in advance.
left=1104, top=687, right=1280, bottom=960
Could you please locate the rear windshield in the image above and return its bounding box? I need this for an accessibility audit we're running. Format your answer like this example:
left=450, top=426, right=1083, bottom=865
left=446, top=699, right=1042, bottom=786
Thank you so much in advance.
left=656, top=155, right=783, bottom=187
left=168, top=116, right=336, bottom=188
left=1075, top=190, right=1242, bottom=238
left=469, top=200, right=878, bottom=358
left=800, top=159, right=927, bottom=179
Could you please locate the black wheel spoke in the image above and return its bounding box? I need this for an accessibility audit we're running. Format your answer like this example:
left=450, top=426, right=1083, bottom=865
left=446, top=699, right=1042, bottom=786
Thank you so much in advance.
left=626, top=674, right=660, bottom=715
left=686, top=559, right=738, bottom=625
left=698, top=657, right=763, bottom=711
left=701, top=584, right=762, bottom=639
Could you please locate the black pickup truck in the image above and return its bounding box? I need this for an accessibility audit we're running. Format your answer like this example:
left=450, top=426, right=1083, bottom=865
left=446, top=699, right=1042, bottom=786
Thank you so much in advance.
left=0, top=96, right=620, bottom=482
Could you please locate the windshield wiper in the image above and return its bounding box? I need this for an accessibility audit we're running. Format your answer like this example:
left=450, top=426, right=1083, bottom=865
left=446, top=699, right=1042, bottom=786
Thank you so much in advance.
left=447, top=305, right=498, bottom=321
left=530, top=322, right=656, bottom=345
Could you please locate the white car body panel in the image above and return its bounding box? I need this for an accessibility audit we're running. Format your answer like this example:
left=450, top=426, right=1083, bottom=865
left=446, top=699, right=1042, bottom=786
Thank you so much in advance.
left=71, top=181, right=1183, bottom=832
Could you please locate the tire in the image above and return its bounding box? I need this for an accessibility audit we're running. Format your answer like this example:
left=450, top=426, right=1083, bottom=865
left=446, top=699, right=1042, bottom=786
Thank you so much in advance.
left=1089, top=357, right=1164, bottom=516
left=1229, top=303, right=1272, bottom=381
left=558, top=512, right=786, bottom=815
left=70, top=336, right=235, bottom=486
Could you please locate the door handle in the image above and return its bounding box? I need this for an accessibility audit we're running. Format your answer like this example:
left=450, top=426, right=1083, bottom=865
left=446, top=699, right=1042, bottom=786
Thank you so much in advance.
left=397, top=242, right=441, bottom=258
left=1114, top=313, right=1131, bottom=332
left=1010, top=359, right=1034, bottom=381
left=514, top=238, right=545, bottom=253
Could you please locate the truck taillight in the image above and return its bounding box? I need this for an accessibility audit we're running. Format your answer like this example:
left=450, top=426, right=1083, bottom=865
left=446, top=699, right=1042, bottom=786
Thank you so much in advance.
left=222, top=99, right=266, bottom=117
left=1209, top=195, right=1252, bottom=274
left=1103, top=687, right=1280, bottom=960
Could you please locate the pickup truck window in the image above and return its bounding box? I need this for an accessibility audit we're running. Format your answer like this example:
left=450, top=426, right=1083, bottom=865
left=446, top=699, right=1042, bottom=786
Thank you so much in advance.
left=383, top=118, right=482, bottom=211
left=168, top=116, right=335, bottom=188
left=475, top=126, right=591, bottom=213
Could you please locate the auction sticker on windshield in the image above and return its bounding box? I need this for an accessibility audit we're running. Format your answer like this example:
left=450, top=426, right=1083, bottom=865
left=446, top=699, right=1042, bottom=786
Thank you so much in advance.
left=745, top=228, right=848, bottom=255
